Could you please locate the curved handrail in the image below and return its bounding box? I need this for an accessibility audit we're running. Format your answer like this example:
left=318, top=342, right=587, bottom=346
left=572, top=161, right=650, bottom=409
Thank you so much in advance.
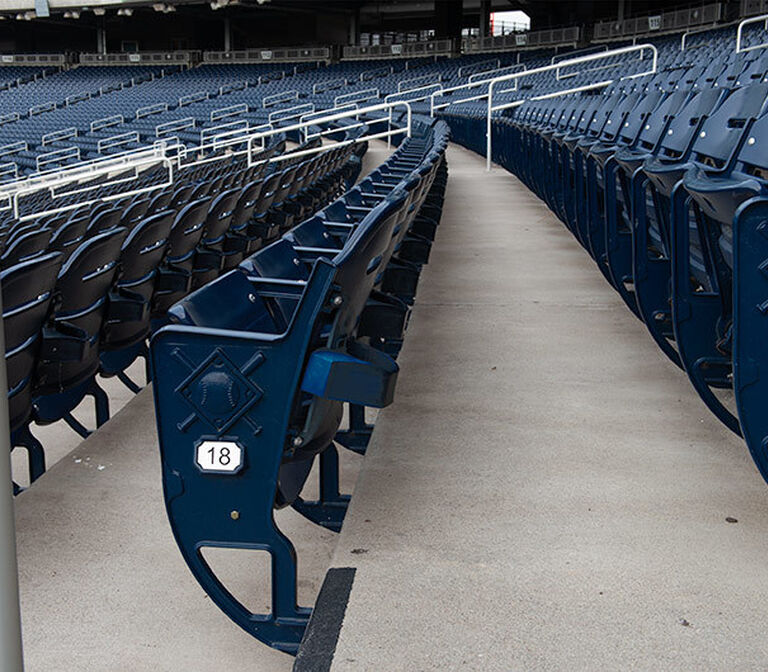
left=736, top=13, right=768, bottom=53
left=551, top=44, right=607, bottom=64
left=485, top=43, right=658, bottom=170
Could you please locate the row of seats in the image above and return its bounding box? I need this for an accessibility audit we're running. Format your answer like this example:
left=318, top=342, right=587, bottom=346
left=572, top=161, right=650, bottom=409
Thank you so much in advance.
left=0, top=55, right=515, bottom=172
left=8, top=18, right=768, bottom=174
left=3, top=131, right=365, bottom=490
left=441, top=43, right=768, bottom=486
left=150, top=116, right=449, bottom=653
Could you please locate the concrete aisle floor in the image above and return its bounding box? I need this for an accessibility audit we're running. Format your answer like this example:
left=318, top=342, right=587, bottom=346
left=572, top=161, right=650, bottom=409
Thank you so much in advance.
left=12, top=142, right=393, bottom=672
left=15, top=387, right=361, bottom=672
left=328, top=143, right=768, bottom=671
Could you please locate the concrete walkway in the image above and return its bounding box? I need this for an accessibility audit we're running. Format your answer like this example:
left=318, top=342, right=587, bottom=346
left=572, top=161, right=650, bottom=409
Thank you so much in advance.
left=327, top=143, right=768, bottom=671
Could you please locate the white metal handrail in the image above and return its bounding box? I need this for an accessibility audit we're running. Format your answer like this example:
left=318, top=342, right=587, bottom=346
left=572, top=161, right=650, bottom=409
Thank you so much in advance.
left=312, top=77, right=347, bottom=94
left=258, top=71, right=286, bottom=85
left=681, top=24, right=717, bottom=51
left=557, top=59, right=626, bottom=81
left=174, top=102, right=394, bottom=170
left=299, top=103, right=361, bottom=141
left=0, top=163, right=18, bottom=182
left=156, top=117, right=195, bottom=137
left=736, top=13, right=768, bottom=53
left=468, top=63, right=526, bottom=84
left=17, top=158, right=174, bottom=222
left=179, top=90, right=209, bottom=107
left=90, top=114, right=124, bottom=132
left=300, top=103, right=358, bottom=125
left=97, top=131, right=140, bottom=154
left=398, top=73, right=441, bottom=92
left=335, top=88, right=379, bottom=107
left=359, top=65, right=392, bottom=82
left=210, top=103, right=248, bottom=122
left=200, top=119, right=250, bottom=145
left=65, top=92, right=91, bottom=106
left=305, top=115, right=385, bottom=144
left=36, top=146, right=80, bottom=173
left=528, top=79, right=613, bottom=102
left=0, top=101, right=411, bottom=224
left=268, top=103, right=315, bottom=125
left=0, top=143, right=166, bottom=197
left=386, top=83, right=441, bottom=104
left=458, top=58, right=501, bottom=79
left=219, top=80, right=248, bottom=95
left=136, top=102, right=168, bottom=119
left=556, top=43, right=655, bottom=81
left=29, top=101, right=55, bottom=116
left=263, top=89, right=298, bottom=108
left=1, top=144, right=176, bottom=221
left=0, top=112, right=19, bottom=126
left=99, top=82, right=124, bottom=95
left=175, top=125, right=271, bottom=169
left=551, top=44, right=607, bottom=64
left=0, top=142, right=27, bottom=159
left=484, top=43, right=658, bottom=170
left=429, top=77, right=518, bottom=117
left=245, top=100, right=413, bottom=168
left=41, top=127, right=77, bottom=147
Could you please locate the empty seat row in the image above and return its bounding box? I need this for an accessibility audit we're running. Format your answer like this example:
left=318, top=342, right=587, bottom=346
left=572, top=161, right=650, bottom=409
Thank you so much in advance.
left=441, top=48, right=768, bottom=487
left=2, top=132, right=365, bottom=489
left=149, top=115, right=449, bottom=653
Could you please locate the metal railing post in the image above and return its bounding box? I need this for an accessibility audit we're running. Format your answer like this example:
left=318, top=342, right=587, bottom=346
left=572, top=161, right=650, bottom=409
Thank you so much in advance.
left=486, top=80, right=494, bottom=171
left=0, top=303, right=24, bottom=672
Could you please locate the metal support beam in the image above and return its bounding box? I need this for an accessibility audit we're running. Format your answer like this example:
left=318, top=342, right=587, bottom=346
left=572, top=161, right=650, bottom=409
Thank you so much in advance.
left=96, top=21, right=106, bottom=55
left=479, top=0, right=490, bottom=39
left=223, top=15, right=231, bottom=52
left=348, top=8, right=360, bottom=46
left=0, top=301, right=24, bottom=672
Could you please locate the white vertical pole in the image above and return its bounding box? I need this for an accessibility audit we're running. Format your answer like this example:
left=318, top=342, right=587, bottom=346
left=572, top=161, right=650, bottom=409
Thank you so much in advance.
left=0, top=302, right=24, bottom=672
left=486, top=80, right=493, bottom=171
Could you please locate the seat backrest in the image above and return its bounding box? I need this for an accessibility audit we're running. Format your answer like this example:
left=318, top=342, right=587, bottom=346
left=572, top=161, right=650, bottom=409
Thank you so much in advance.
left=120, top=198, right=151, bottom=227
left=656, top=87, right=726, bottom=159
left=632, top=90, right=691, bottom=151
left=87, top=207, right=122, bottom=235
left=202, top=188, right=240, bottom=244
left=1, top=228, right=52, bottom=269
left=230, top=180, right=264, bottom=230
left=117, top=210, right=174, bottom=289
left=148, top=188, right=173, bottom=212
left=689, top=82, right=768, bottom=168
left=170, top=184, right=195, bottom=210
left=615, top=90, right=665, bottom=145
left=53, top=227, right=128, bottom=336
left=167, top=197, right=210, bottom=264
left=50, top=215, right=89, bottom=259
left=2, top=251, right=63, bottom=429
left=330, top=191, right=410, bottom=338
left=252, top=172, right=283, bottom=218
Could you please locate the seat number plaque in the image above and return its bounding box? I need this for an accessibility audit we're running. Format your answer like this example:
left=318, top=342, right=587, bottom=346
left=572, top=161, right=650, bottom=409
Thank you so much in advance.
left=195, top=440, right=244, bottom=474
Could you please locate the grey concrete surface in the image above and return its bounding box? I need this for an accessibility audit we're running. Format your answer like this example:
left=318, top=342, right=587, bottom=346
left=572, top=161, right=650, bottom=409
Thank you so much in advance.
left=15, top=387, right=361, bottom=672
left=328, top=144, right=768, bottom=671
